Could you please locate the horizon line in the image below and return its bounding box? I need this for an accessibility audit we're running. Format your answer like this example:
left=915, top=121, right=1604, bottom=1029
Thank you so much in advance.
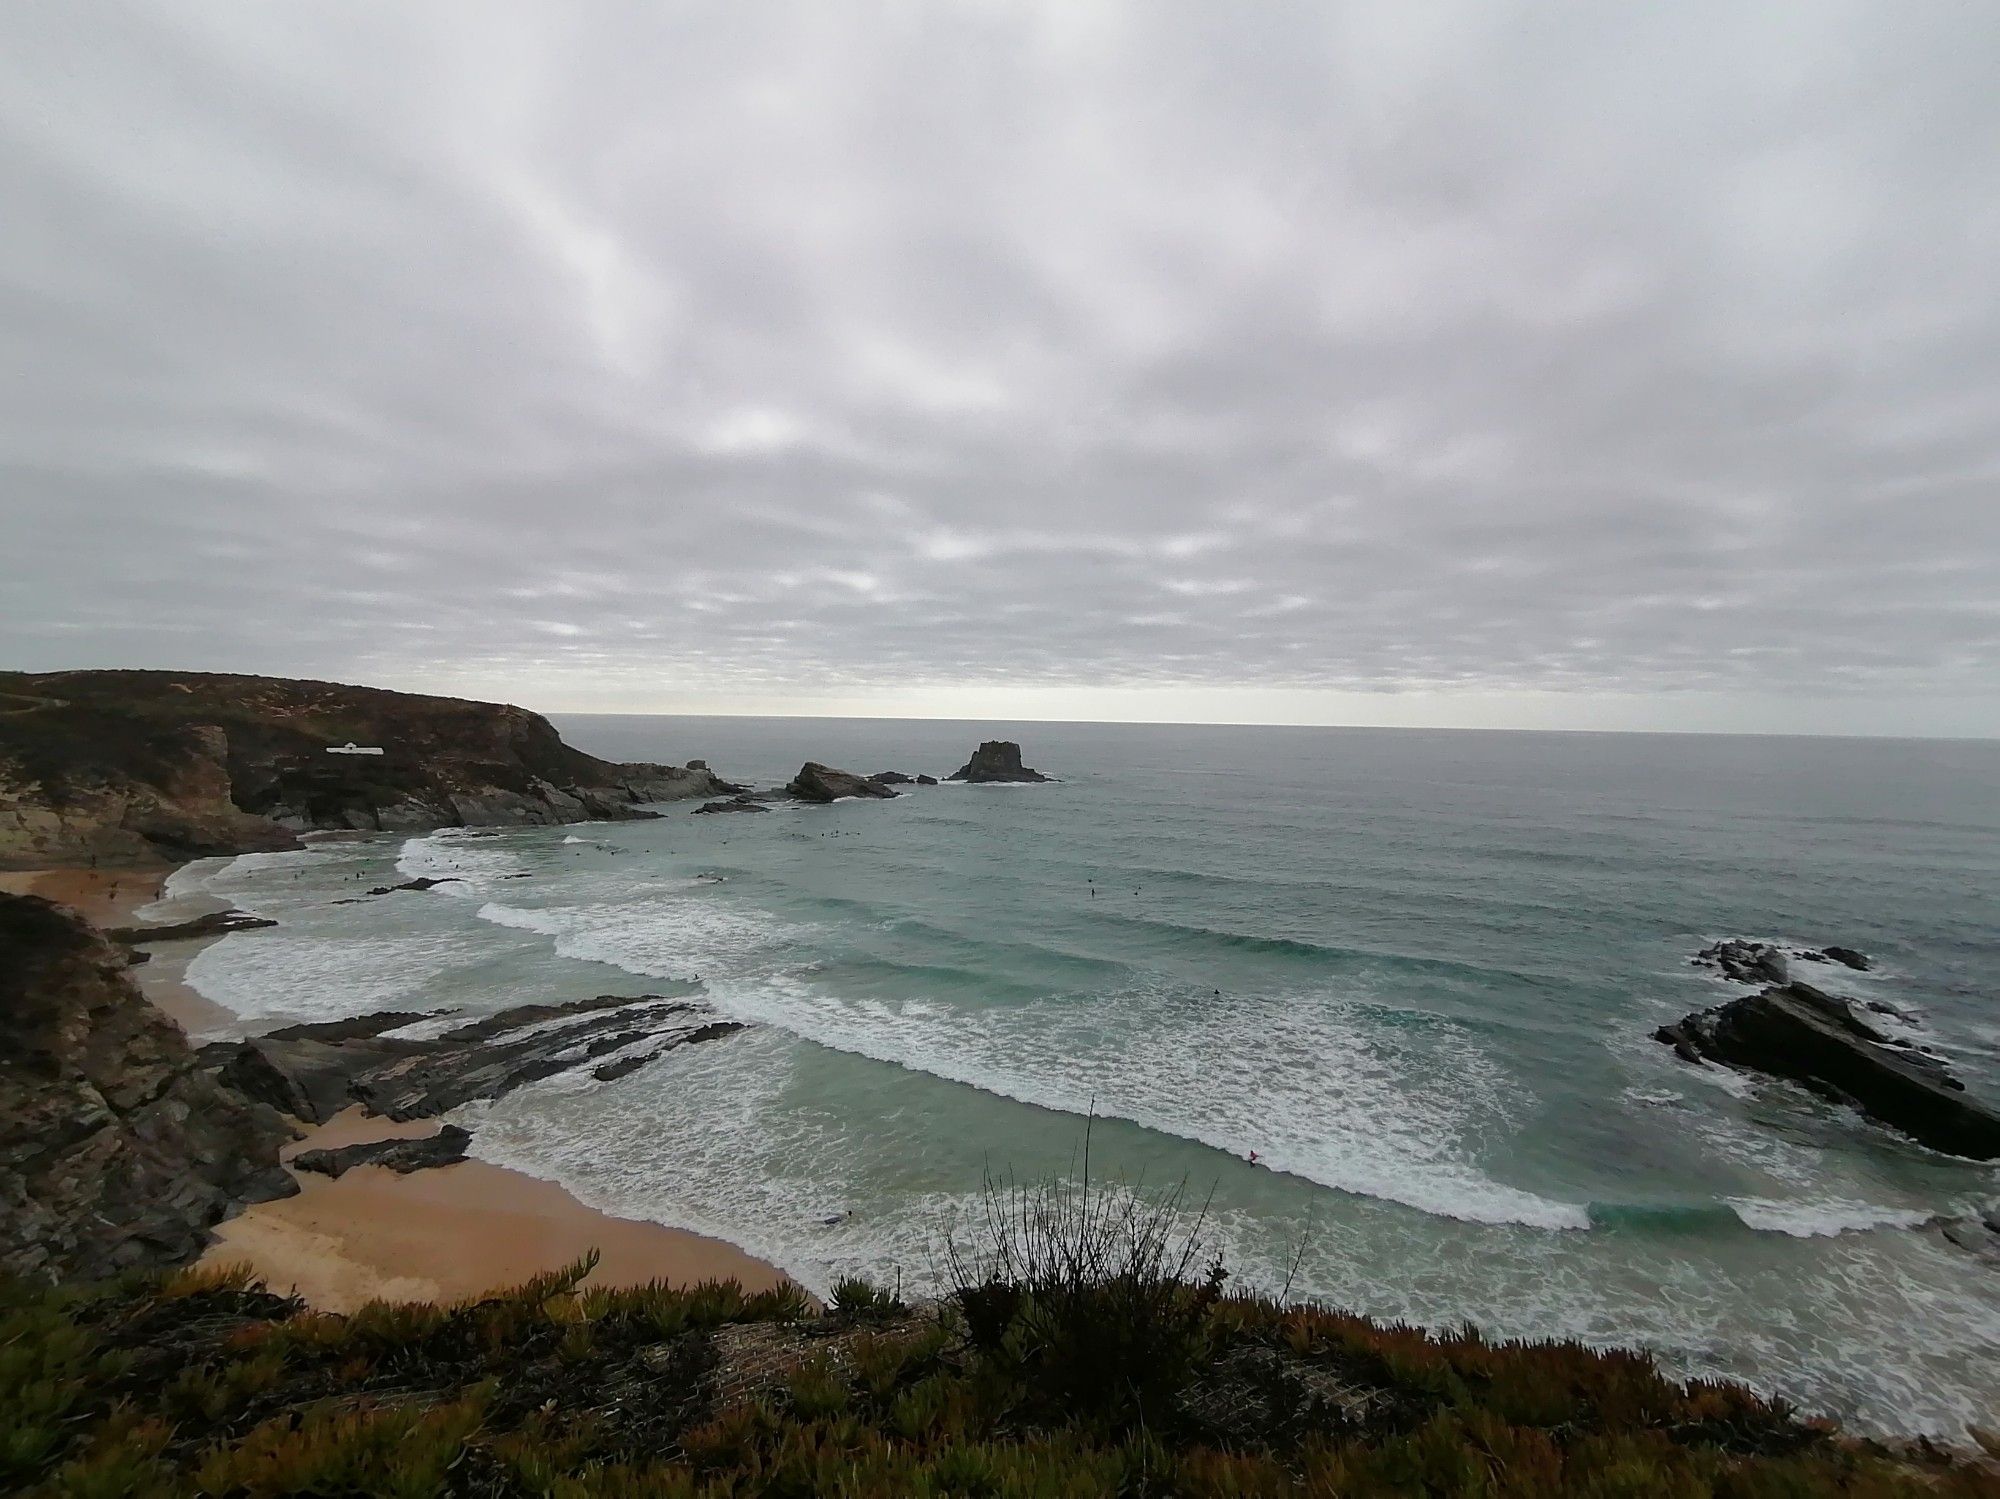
left=543, top=705, right=1999, bottom=746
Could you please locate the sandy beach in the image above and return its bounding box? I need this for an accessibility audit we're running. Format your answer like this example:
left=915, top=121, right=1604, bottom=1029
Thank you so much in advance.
left=5, top=863, right=801, bottom=1311
left=205, top=1110, right=794, bottom=1312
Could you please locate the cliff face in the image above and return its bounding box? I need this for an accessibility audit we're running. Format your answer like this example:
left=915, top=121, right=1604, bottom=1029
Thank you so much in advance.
left=0, top=670, right=735, bottom=867
left=0, top=893, right=299, bottom=1281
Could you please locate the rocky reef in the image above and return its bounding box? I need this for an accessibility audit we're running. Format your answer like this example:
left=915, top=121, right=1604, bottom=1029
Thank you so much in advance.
left=0, top=893, right=299, bottom=1282
left=0, top=669, right=740, bottom=868
left=1656, top=978, right=2000, bottom=1159
left=1693, top=938, right=1871, bottom=986
left=945, top=740, right=1050, bottom=783
left=210, top=994, right=745, bottom=1123
left=292, top=1124, right=473, bottom=1179
left=786, top=762, right=897, bottom=802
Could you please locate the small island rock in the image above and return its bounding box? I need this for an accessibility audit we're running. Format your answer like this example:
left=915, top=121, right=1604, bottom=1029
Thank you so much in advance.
left=786, top=763, right=898, bottom=802
left=944, top=741, right=1050, bottom=783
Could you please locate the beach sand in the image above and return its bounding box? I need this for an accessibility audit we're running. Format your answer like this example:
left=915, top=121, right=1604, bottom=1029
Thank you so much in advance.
left=6, top=865, right=801, bottom=1312
left=205, top=1108, right=794, bottom=1312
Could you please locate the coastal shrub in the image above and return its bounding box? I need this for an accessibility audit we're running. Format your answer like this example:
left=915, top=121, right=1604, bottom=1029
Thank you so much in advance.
left=6, top=1261, right=2000, bottom=1495
left=943, top=1147, right=1226, bottom=1429
left=828, top=1273, right=906, bottom=1320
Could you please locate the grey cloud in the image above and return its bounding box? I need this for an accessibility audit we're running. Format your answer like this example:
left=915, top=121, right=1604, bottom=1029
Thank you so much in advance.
left=2, top=1, right=1997, bottom=729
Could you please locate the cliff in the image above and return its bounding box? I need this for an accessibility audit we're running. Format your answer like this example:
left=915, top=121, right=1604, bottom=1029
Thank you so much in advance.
left=0, top=893, right=298, bottom=1282
left=0, top=669, right=736, bottom=867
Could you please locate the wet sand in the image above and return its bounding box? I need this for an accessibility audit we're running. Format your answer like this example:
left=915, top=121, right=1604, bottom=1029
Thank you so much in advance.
left=205, top=1109, right=795, bottom=1312
left=7, top=864, right=801, bottom=1311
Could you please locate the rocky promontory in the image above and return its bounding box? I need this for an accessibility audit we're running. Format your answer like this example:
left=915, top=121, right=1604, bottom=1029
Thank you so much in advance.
left=0, top=669, right=741, bottom=868
left=1656, top=979, right=2000, bottom=1159
left=0, top=893, right=299, bottom=1282
left=945, top=740, right=1050, bottom=783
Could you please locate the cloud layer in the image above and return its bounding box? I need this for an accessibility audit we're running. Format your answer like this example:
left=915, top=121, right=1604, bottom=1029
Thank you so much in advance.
left=3, top=2, right=1997, bottom=730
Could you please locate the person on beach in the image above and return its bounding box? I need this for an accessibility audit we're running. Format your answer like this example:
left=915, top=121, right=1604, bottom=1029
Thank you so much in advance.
left=1246, top=1151, right=1260, bottom=1166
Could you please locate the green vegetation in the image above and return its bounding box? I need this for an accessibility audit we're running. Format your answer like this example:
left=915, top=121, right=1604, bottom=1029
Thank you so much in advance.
left=6, top=1237, right=1996, bottom=1495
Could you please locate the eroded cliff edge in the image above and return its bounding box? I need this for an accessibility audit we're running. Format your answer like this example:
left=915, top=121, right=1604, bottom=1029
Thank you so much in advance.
left=0, top=892, right=299, bottom=1281
left=0, top=669, right=736, bottom=867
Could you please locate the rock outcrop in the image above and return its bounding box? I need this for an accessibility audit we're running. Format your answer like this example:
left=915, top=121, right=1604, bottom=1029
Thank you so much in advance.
left=786, top=763, right=897, bottom=802
left=1694, top=939, right=1872, bottom=985
left=869, top=771, right=914, bottom=785
left=0, top=893, right=298, bottom=1282
left=693, top=795, right=769, bottom=814
left=944, top=741, right=1049, bottom=783
left=1655, top=981, right=2000, bottom=1159
left=210, top=994, right=746, bottom=1124
left=0, top=669, right=741, bottom=868
left=102, top=909, right=277, bottom=944
left=292, top=1124, right=474, bottom=1179
left=916, top=774, right=939, bottom=786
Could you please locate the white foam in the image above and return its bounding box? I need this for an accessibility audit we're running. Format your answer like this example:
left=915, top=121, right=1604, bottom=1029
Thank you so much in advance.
left=699, top=972, right=1588, bottom=1232
left=183, top=927, right=501, bottom=1026
left=474, top=892, right=794, bottom=980
left=395, top=831, right=526, bottom=896
left=1729, top=1198, right=1936, bottom=1238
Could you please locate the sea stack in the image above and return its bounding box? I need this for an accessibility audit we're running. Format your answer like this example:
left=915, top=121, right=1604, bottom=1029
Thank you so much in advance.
left=944, top=741, right=1049, bottom=783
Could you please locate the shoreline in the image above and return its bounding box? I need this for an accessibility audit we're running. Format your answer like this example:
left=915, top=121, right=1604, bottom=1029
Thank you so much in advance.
left=4, top=862, right=802, bottom=1311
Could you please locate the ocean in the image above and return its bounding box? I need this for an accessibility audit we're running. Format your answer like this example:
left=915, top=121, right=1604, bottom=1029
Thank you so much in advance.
left=149, top=718, right=2000, bottom=1434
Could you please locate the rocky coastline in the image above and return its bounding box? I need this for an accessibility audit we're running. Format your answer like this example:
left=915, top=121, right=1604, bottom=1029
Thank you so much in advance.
left=0, top=669, right=743, bottom=868
left=1658, top=939, right=2000, bottom=1160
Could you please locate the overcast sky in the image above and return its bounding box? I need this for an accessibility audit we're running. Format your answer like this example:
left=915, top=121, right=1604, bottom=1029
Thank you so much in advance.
left=3, top=3, right=1997, bottom=735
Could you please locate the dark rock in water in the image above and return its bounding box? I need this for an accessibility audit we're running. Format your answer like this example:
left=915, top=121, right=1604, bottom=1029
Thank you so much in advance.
left=693, top=795, right=769, bottom=814
left=1938, top=1203, right=2000, bottom=1263
left=353, top=875, right=464, bottom=899
left=1692, top=939, right=1790, bottom=986
left=1822, top=945, right=1871, bottom=971
left=869, top=771, right=914, bottom=785
left=293, top=1124, right=473, bottom=1179
left=1655, top=981, right=2000, bottom=1159
left=125, top=948, right=151, bottom=966
left=591, top=1022, right=744, bottom=1082
left=787, top=763, right=897, bottom=802
left=104, top=908, right=277, bottom=944
left=916, top=774, right=938, bottom=786
left=944, top=741, right=1050, bottom=783
left=0, top=894, right=298, bottom=1283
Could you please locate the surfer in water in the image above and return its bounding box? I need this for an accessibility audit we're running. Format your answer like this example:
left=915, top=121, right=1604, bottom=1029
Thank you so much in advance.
left=1246, top=1150, right=1260, bottom=1166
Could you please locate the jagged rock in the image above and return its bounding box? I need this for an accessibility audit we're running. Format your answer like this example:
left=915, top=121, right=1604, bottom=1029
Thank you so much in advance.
left=786, top=763, right=897, bottom=802
left=103, top=908, right=277, bottom=944
left=592, top=1023, right=745, bottom=1082
left=0, top=894, right=298, bottom=1282
left=1823, top=946, right=1871, bottom=971
left=1655, top=981, right=2000, bottom=1158
left=293, top=1124, right=473, bottom=1179
left=371, top=876, right=461, bottom=896
left=916, top=774, right=938, bottom=786
left=209, top=994, right=748, bottom=1124
left=0, top=668, right=743, bottom=868
left=944, top=741, right=1049, bottom=783
left=1693, top=940, right=1790, bottom=986
left=693, top=795, right=769, bottom=814
left=869, top=771, right=914, bottom=785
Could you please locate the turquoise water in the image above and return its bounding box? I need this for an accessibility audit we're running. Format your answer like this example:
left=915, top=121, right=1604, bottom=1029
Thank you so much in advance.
left=158, top=720, right=2000, bottom=1434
